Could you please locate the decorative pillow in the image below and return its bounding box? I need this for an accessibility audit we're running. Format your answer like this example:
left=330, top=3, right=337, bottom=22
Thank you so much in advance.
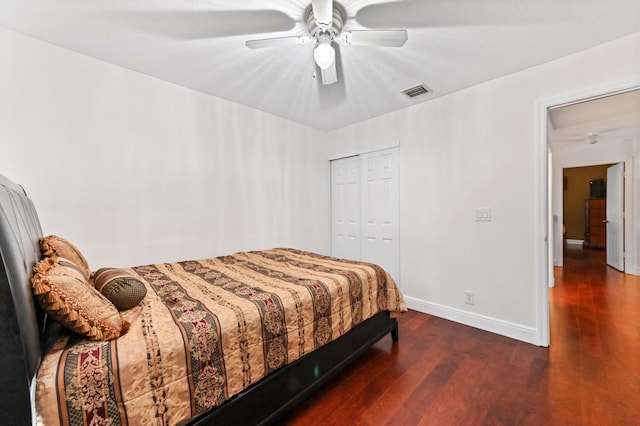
left=55, top=257, right=92, bottom=284
left=92, top=268, right=147, bottom=310
left=31, top=257, right=129, bottom=341
left=40, top=235, right=91, bottom=280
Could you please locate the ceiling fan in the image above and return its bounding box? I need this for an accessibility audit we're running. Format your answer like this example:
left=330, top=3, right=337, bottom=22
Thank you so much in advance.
left=245, top=0, right=408, bottom=85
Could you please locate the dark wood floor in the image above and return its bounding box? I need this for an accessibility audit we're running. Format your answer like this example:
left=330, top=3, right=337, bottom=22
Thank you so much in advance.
left=283, top=247, right=640, bottom=425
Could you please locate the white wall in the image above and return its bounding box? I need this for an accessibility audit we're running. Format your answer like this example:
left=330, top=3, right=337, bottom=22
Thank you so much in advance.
left=328, top=32, right=640, bottom=345
left=0, top=27, right=330, bottom=268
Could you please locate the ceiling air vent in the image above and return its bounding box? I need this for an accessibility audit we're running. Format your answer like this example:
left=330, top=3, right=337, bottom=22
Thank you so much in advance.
left=402, top=84, right=431, bottom=98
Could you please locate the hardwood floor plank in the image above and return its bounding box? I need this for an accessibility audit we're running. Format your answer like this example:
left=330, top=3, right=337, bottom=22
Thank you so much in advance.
left=283, top=247, right=640, bottom=425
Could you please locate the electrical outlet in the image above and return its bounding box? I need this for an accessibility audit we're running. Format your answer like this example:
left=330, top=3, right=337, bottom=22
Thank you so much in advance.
left=464, top=290, right=475, bottom=305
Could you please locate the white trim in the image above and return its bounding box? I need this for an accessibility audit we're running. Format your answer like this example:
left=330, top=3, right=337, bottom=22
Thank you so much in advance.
left=535, top=95, right=551, bottom=347
left=548, top=147, right=555, bottom=287
left=624, top=157, right=639, bottom=276
left=405, top=296, right=539, bottom=345
left=566, top=239, right=584, bottom=246
left=328, top=141, right=400, bottom=161
left=561, top=159, right=626, bottom=169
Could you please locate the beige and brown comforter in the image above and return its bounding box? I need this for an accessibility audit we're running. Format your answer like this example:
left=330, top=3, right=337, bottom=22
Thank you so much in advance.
left=35, top=248, right=406, bottom=425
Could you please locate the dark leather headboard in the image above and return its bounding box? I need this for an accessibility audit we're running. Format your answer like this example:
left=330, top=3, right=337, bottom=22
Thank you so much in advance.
left=0, top=174, right=49, bottom=423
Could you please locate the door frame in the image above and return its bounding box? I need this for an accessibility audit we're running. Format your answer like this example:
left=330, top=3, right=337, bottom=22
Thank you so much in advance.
left=536, top=81, right=639, bottom=347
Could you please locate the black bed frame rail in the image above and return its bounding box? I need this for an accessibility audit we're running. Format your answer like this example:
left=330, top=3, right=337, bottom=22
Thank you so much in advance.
left=185, top=312, right=398, bottom=426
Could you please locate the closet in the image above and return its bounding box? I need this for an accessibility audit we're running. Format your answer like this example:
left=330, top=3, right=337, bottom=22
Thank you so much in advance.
left=331, top=147, right=400, bottom=283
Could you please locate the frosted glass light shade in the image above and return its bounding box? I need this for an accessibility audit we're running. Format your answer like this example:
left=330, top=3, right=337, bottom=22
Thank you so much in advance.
left=314, top=42, right=335, bottom=70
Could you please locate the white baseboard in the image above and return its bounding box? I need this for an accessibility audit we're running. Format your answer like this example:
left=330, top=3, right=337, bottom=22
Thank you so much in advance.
left=404, top=296, right=540, bottom=346
left=565, top=239, right=584, bottom=246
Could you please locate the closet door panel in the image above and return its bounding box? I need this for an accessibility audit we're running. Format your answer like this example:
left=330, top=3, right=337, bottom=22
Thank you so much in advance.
left=331, top=156, right=360, bottom=261
left=361, top=149, right=400, bottom=283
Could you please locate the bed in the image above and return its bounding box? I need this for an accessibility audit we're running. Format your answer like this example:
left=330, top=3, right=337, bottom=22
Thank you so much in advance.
left=0, top=173, right=406, bottom=425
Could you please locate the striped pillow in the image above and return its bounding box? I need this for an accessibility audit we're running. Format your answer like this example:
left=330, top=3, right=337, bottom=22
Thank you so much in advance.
left=92, top=268, right=147, bottom=310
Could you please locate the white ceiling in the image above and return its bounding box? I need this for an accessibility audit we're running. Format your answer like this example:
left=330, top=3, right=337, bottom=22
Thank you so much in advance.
left=0, top=0, right=639, bottom=131
left=549, top=89, right=640, bottom=148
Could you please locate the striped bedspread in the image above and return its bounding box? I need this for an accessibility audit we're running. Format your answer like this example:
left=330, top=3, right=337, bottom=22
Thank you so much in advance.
left=34, top=248, right=406, bottom=425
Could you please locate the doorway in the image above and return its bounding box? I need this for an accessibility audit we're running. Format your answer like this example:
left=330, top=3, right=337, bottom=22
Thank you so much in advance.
left=562, top=163, right=626, bottom=270
left=549, top=89, right=638, bottom=273
left=538, top=85, right=640, bottom=347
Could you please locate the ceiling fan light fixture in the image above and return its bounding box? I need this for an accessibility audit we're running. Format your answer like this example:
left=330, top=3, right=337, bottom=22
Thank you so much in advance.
left=246, top=1, right=408, bottom=86
left=314, top=41, right=335, bottom=70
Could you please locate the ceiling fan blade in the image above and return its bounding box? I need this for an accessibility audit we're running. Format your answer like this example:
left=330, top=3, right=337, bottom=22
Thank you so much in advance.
left=312, top=0, right=334, bottom=29
left=320, top=60, right=338, bottom=85
left=245, top=36, right=310, bottom=49
left=112, top=10, right=296, bottom=40
left=355, top=0, right=565, bottom=29
left=340, top=30, right=408, bottom=47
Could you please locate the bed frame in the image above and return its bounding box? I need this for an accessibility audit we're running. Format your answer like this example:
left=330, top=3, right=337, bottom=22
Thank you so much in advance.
left=0, top=173, right=398, bottom=425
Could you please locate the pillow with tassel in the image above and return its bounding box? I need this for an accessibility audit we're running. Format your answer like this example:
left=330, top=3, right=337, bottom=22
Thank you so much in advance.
left=31, top=257, right=129, bottom=341
left=40, top=235, right=91, bottom=280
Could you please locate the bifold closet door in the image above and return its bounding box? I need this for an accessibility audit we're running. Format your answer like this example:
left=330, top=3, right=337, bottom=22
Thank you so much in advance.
left=331, top=156, right=361, bottom=261
left=331, top=148, right=399, bottom=284
left=360, top=148, right=400, bottom=283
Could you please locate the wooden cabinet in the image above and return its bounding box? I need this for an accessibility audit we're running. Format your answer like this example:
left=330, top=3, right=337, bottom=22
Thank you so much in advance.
left=585, top=198, right=606, bottom=248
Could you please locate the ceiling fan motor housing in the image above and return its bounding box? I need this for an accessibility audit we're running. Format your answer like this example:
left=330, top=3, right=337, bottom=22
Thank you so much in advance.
left=306, top=2, right=345, bottom=39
